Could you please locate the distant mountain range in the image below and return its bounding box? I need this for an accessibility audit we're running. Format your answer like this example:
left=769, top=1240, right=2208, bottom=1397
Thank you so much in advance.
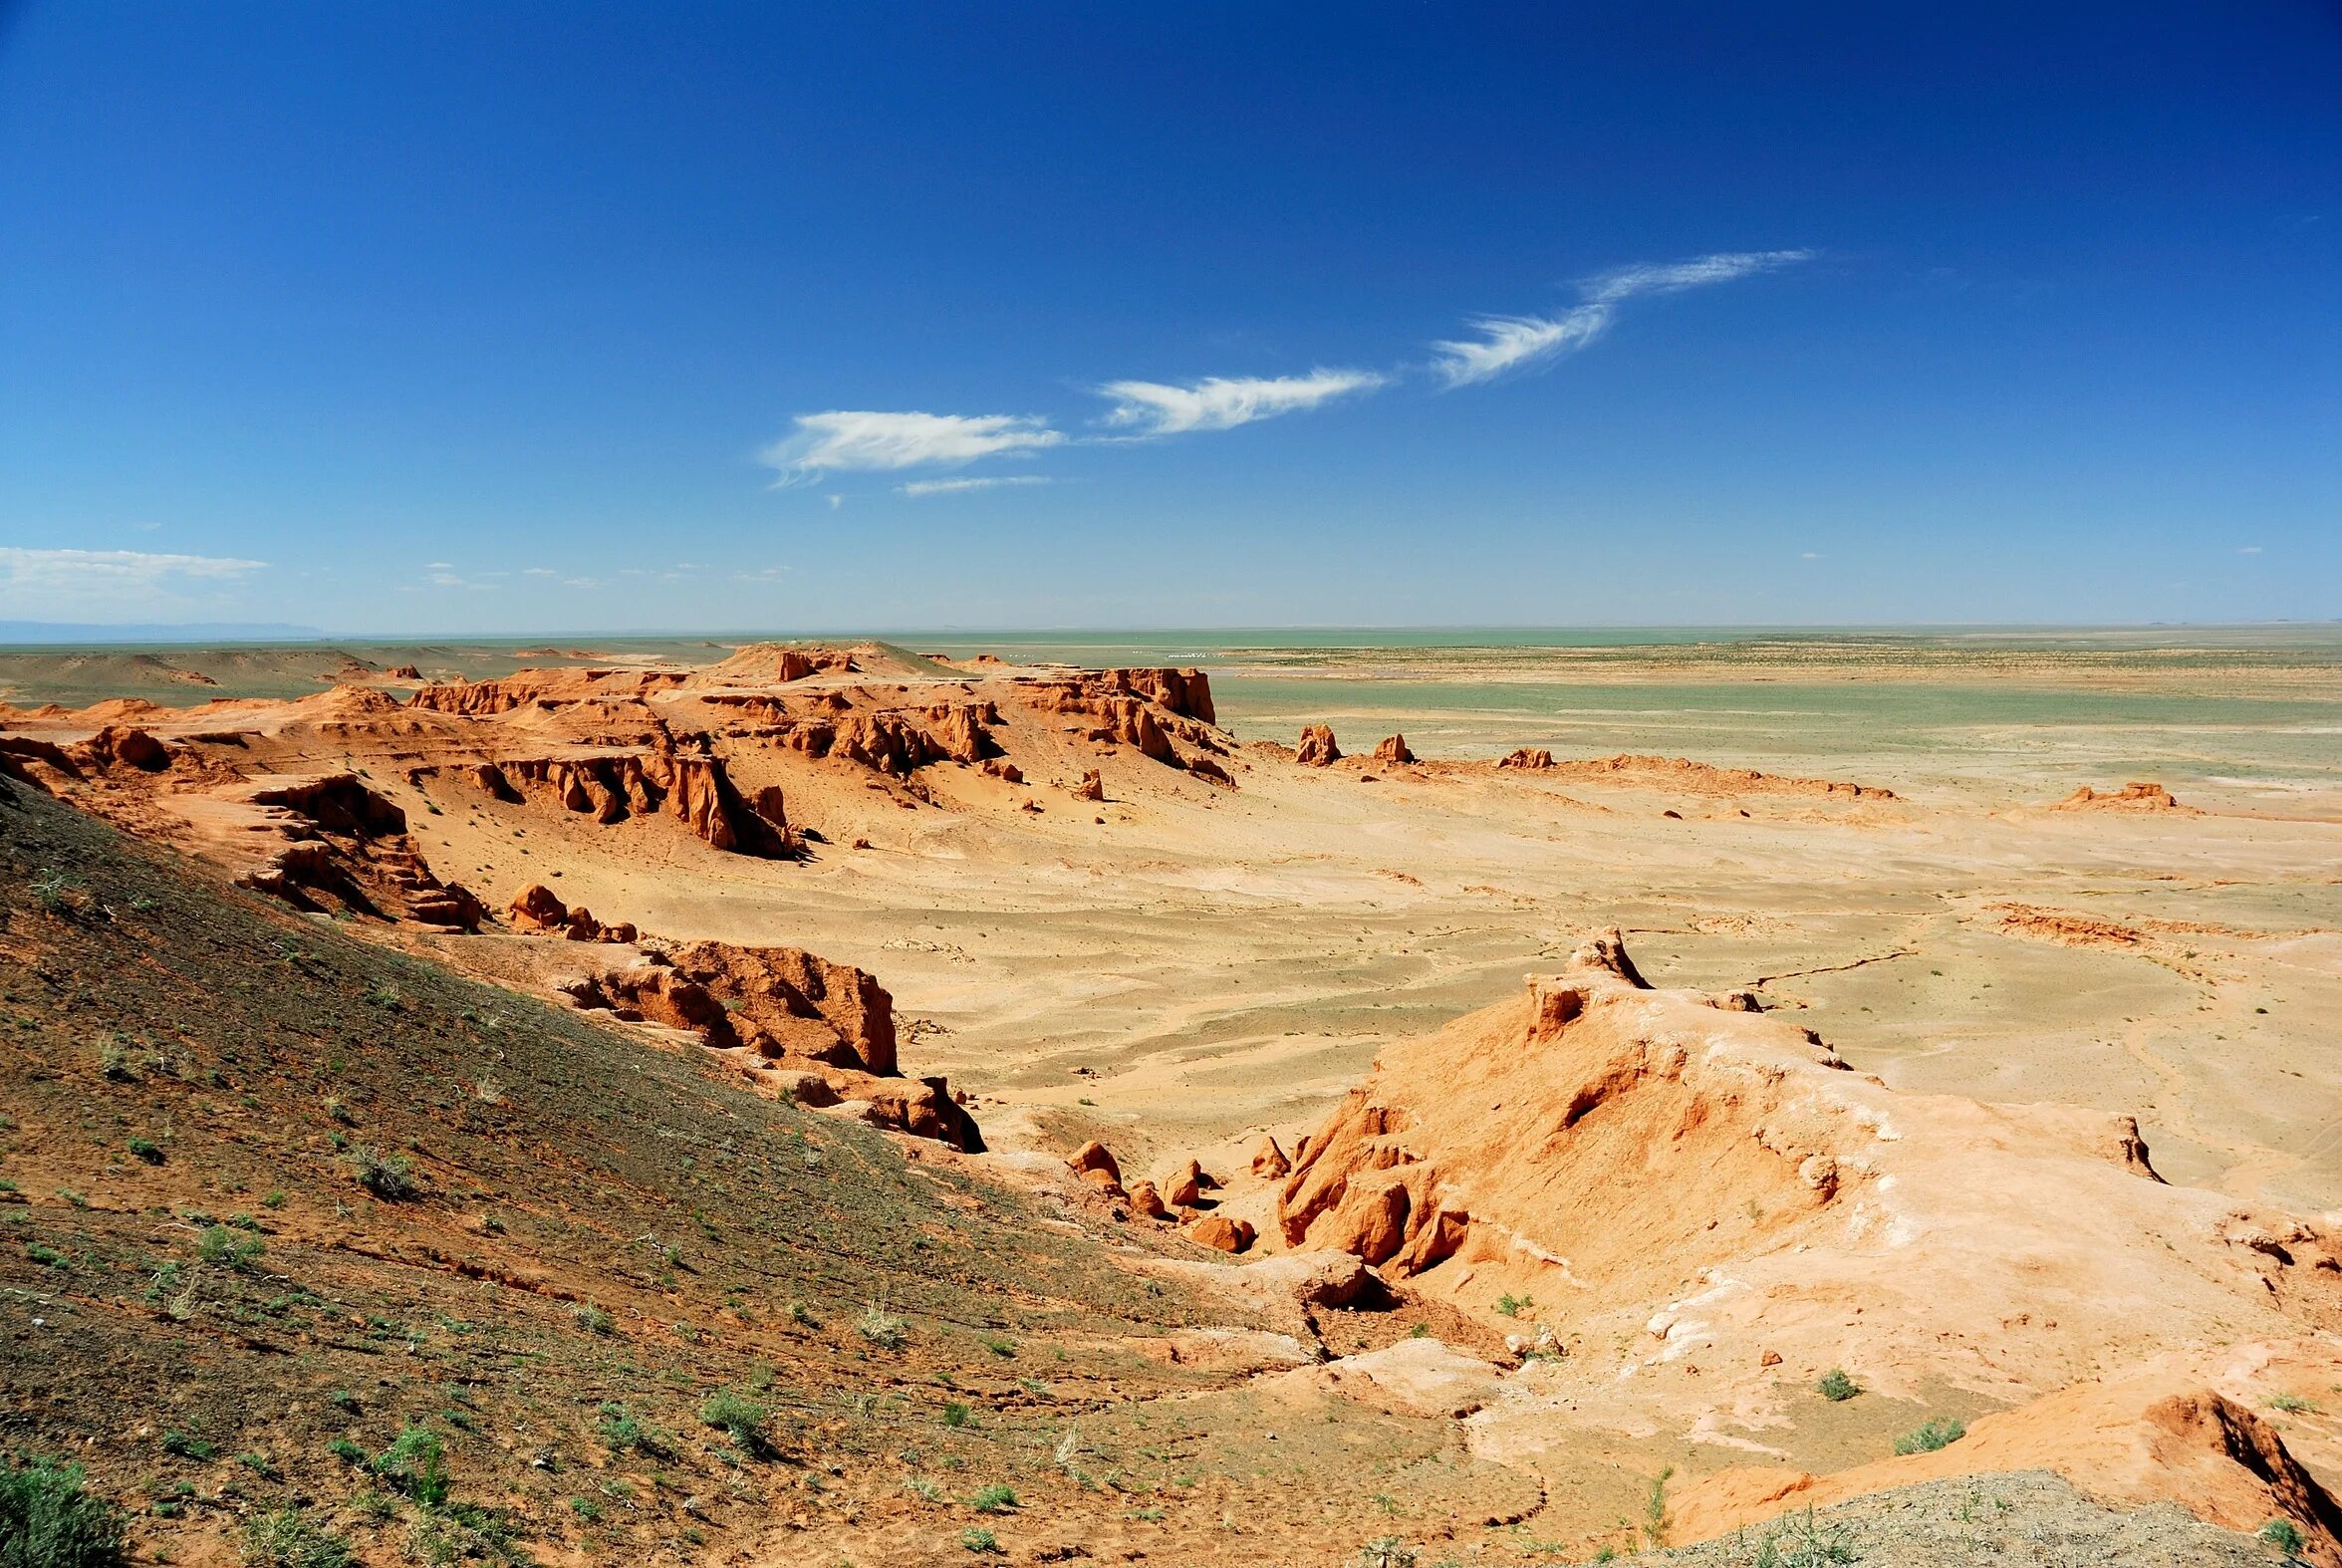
left=0, top=621, right=328, bottom=645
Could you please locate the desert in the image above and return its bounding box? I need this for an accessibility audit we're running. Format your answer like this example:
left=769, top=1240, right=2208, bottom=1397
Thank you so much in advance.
left=7, top=8, right=2339, bottom=1562
left=3, top=628, right=2337, bottom=1565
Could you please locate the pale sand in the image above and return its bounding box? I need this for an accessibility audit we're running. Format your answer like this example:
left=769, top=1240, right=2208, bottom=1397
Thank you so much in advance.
left=381, top=673, right=2341, bottom=1217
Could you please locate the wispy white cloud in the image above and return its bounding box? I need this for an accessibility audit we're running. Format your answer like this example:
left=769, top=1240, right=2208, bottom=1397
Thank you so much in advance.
left=1431, top=249, right=1812, bottom=388
left=900, top=475, right=1056, bottom=498
left=2238, top=545, right=2263, bottom=555
left=1094, top=368, right=1388, bottom=437
left=761, top=409, right=1063, bottom=484
left=0, top=547, right=268, bottom=617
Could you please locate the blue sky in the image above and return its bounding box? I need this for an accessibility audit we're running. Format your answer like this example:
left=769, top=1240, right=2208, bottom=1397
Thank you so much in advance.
left=1, top=2, right=2336, bottom=634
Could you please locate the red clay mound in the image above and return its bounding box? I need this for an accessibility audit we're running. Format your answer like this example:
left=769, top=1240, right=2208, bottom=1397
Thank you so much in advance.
left=1279, top=931, right=2340, bottom=1410
left=2055, top=780, right=2198, bottom=813
left=1673, top=1349, right=2342, bottom=1563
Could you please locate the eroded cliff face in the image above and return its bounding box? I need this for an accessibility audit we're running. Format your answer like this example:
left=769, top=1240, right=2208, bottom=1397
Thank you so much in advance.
left=552, top=931, right=982, bottom=1152
left=1278, top=931, right=2339, bottom=1408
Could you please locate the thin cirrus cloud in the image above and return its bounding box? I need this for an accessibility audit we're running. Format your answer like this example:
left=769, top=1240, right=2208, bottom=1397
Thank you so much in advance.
left=764, top=253, right=1805, bottom=494
left=0, top=547, right=267, bottom=614
left=761, top=409, right=1064, bottom=484
left=900, top=475, right=1055, bottom=498
left=1431, top=248, right=1812, bottom=388
left=1094, top=368, right=1388, bottom=437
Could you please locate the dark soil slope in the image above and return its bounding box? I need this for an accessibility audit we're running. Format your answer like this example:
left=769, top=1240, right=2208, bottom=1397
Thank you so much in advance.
left=0, top=777, right=1240, bottom=1563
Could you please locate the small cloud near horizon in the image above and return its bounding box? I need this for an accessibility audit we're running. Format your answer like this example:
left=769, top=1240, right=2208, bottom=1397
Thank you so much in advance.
left=0, top=547, right=268, bottom=617
left=2238, top=545, right=2263, bottom=555
left=900, top=474, right=1055, bottom=497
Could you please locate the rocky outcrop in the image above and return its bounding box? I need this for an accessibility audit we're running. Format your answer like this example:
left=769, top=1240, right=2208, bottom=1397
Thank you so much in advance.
left=232, top=775, right=484, bottom=930
left=1014, top=670, right=1224, bottom=768
left=507, top=884, right=636, bottom=943
left=1279, top=929, right=2342, bottom=1411
left=659, top=939, right=898, bottom=1074
left=1185, top=755, right=1234, bottom=788
left=1539, top=753, right=1895, bottom=799
left=1296, top=725, right=1341, bottom=767
left=553, top=939, right=979, bottom=1151
left=1496, top=747, right=1554, bottom=770
left=1371, top=734, right=1416, bottom=766
left=1075, top=769, right=1104, bottom=801
left=1251, top=1135, right=1292, bottom=1178
left=1672, top=1360, right=2342, bottom=1564
left=69, top=725, right=170, bottom=773
left=651, top=753, right=796, bottom=857
left=2056, top=780, right=2196, bottom=813
left=1127, top=1179, right=1168, bottom=1220
left=454, top=751, right=795, bottom=858
left=701, top=644, right=855, bottom=684
left=768, top=711, right=963, bottom=775
left=409, top=668, right=686, bottom=717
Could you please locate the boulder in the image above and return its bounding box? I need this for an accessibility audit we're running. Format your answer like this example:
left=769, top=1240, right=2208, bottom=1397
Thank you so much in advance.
left=1371, top=734, right=1416, bottom=766
left=1163, top=1158, right=1212, bottom=1208
left=1251, top=1135, right=1292, bottom=1179
left=1296, top=725, right=1342, bottom=767
left=1497, top=747, right=1554, bottom=770
left=1188, top=1215, right=1255, bottom=1253
left=1127, top=1179, right=1169, bottom=1220
left=508, top=883, right=571, bottom=933
left=1076, top=769, right=1105, bottom=801
left=1067, top=1140, right=1126, bottom=1196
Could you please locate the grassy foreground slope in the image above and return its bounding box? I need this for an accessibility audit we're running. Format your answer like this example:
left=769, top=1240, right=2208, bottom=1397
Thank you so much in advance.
left=0, top=775, right=1277, bottom=1563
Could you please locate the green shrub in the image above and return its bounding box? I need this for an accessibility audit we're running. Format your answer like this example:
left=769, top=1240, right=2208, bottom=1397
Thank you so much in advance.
left=239, top=1507, right=355, bottom=1567
left=348, top=1145, right=415, bottom=1200
left=159, top=1431, right=216, bottom=1459
left=2260, top=1519, right=2306, bottom=1552
left=197, top=1225, right=265, bottom=1271
left=327, top=1438, right=366, bottom=1465
left=405, top=1500, right=521, bottom=1566
left=1643, top=1464, right=1673, bottom=1545
left=573, top=1302, right=614, bottom=1336
left=0, top=1453, right=127, bottom=1566
left=31, top=869, right=89, bottom=916
left=1358, top=1540, right=1419, bottom=1568
left=595, top=1402, right=659, bottom=1454
left=697, top=1390, right=769, bottom=1452
left=1893, top=1416, right=1965, bottom=1454
left=1749, top=1506, right=1857, bottom=1567
left=372, top=1424, right=448, bottom=1507
left=967, top=1483, right=1017, bottom=1514
left=960, top=1526, right=999, bottom=1553
left=126, top=1137, right=163, bottom=1165
left=942, top=1401, right=972, bottom=1429
left=858, top=1302, right=909, bottom=1351
left=1815, top=1368, right=1860, bottom=1403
